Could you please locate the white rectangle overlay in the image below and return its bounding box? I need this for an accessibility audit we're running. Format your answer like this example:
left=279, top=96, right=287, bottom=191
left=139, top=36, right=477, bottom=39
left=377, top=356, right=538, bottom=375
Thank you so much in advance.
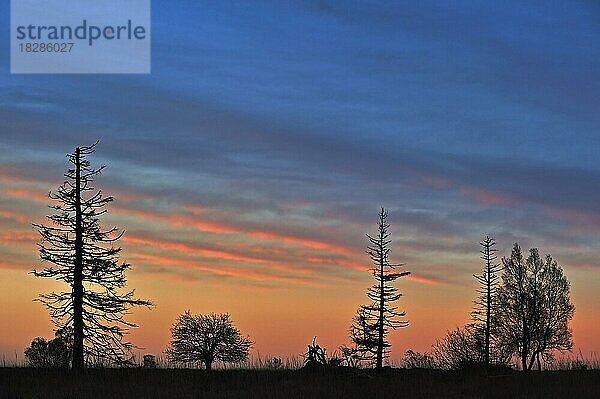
left=11, top=0, right=151, bottom=74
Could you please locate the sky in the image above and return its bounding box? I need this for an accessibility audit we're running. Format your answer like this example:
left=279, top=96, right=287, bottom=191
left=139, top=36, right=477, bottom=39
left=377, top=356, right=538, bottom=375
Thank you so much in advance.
left=0, top=1, right=599, bottom=363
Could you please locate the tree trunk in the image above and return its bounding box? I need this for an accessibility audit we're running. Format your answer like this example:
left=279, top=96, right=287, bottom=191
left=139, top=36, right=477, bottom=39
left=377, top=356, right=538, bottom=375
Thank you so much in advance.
left=521, top=326, right=528, bottom=371
left=72, top=147, right=85, bottom=370
left=204, top=358, right=213, bottom=370
left=520, top=290, right=528, bottom=371
left=376, top=240, right=385, bottom=369
left=485, top=260, right=491, bottom=365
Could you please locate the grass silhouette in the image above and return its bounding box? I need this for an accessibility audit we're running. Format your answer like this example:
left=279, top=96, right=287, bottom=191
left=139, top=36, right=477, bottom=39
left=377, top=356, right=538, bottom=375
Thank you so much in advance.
left=1, top=367, right=599, bottom=399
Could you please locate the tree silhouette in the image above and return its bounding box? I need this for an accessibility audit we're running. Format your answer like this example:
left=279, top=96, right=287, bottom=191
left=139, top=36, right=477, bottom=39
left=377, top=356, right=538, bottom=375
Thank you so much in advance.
left=24, top=337, right=51, bottom=368
left=471, top=235, right=502, bottom=365
left=431, top=325, right=484, bottom=369
left=32, top=142, right=152, bottom=369
left=348, top=305, right=379, bottom=364
left=302, top=336, right=328, bottom=368
left=495, top=243, right=575, bottom=370
left=403, top=349, right=435, bottom=369
left=24, top=327, right=72, bottom=368
left=166, top=311, right=252, bottom=370
left=350, top=208, right=410, bottom=368
left=142, top=354, right=157, bottom=368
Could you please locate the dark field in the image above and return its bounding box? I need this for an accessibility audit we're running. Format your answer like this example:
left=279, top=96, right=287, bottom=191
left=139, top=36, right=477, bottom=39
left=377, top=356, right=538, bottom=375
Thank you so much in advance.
left=1, top=367, right=599, bottom=399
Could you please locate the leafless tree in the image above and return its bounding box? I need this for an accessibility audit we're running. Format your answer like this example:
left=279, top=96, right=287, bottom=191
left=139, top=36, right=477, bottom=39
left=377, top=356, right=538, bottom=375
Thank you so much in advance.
left=431, top=325, right=484, bottom=369
left=350, top=208, right=410, bottom=368
left=166, top=311, right=252, bottom=370
left=495, top=243, right=575, bottom=370
left=429, top=324, right=512, bottom=370
left=471, top=235, right=502, bottom=365
left=32, top=142, right=152, bottom=369
left=403, top=349, right=435, bottom=369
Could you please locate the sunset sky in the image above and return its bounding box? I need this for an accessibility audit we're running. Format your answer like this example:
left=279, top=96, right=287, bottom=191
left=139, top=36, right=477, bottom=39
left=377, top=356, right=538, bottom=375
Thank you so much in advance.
left=1, top=1, right=599, bottom=363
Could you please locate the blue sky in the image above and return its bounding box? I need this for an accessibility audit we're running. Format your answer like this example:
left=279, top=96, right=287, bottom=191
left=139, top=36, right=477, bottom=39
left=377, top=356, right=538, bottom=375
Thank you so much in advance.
left=1, top=0, right=599, bottom=279
left=0, top=1, right=599, bottom=356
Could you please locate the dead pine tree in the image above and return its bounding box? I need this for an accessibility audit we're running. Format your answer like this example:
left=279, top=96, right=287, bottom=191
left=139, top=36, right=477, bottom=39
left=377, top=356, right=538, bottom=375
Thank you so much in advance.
left=351, top=207, right=410, bottom=369
left=32, top=141, right=152, bottom=369
left=471, top=235, right=502, bottom=365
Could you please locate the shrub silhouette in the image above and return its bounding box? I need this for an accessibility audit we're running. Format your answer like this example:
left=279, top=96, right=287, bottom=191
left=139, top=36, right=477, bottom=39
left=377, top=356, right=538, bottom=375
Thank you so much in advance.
left=24, top=328, right=72, bottom=368
left=167, top=311, right=252, bottom=370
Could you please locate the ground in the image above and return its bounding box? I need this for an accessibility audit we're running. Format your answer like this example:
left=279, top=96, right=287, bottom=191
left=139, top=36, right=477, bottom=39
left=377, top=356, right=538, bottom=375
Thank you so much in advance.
left=1, top=367, right=599, bottom=398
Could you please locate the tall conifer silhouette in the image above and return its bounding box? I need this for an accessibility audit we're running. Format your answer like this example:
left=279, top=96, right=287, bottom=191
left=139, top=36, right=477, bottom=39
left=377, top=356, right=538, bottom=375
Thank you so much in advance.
left=32, top=141, right=152, bottom=369
left=350, top=208, right=410, bottom=368
left=471, top=235, right=502, bottom=365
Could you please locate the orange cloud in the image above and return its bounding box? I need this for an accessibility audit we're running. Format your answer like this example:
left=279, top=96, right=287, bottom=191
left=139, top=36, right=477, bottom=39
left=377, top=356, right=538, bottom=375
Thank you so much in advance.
left=121, top=209, right=443, bottom=287
left=116, top=205, right=357, bottom=258
left=0, top=166, right=33, bottom=184
left=459, top=186, right=517, bottom=206
left=123, top=233, right=367, bottom=284
left=543, top=206, right=600, bottom=234
left=0, top=166, right=442, bottom=288
left=124, top=234, right=272, bottom=265
left=130, top=251, right=312, bottom=286
left=406, top=273, right=445, bottom=286
left=114, top=206, right=240, bottom=235
left=5, top=187, right=50, bottom=205
left=247, top=230, right=351, bottom=255
left=304, top=255, right=369, bottom=274
left=419, top=172, right=452, bottom=189
left=0, top=231, right=39, bottom=244
left=0, top=208, right=31, bottom=224
left=0, top=259, right=32, bottom=271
